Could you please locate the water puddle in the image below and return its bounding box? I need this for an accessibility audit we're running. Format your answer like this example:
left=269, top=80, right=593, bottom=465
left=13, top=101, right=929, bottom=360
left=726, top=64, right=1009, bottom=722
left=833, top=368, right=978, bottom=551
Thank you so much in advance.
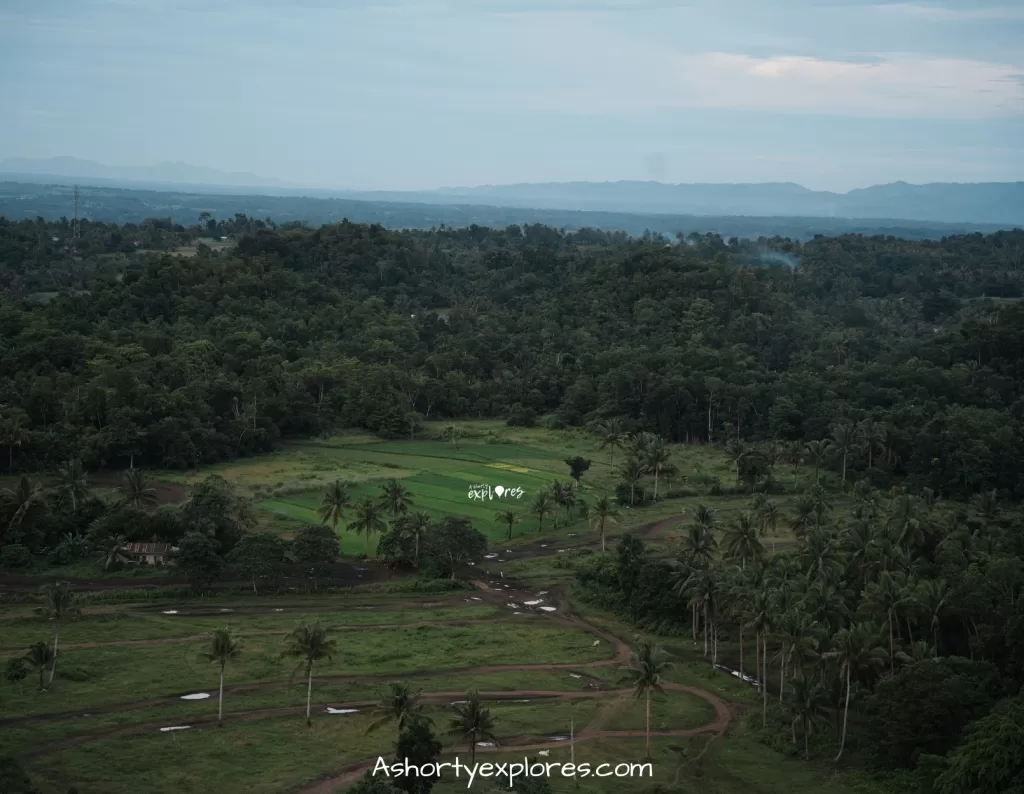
left=160, top=726, right=191, bottom=732
left=524, top=600, right=543, bottom=606
left=540, top=606, right=557, bottom=612
left=161, top=610, right=179, bottom=615
left=180, top=693, right=210, bottom=700
left=326, top=707, right=359, bottom=715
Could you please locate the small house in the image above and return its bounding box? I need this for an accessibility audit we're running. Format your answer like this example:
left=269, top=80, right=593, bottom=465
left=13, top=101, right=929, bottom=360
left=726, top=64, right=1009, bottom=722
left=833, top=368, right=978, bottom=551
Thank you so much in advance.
left=121, top=542, right=173, bottom=566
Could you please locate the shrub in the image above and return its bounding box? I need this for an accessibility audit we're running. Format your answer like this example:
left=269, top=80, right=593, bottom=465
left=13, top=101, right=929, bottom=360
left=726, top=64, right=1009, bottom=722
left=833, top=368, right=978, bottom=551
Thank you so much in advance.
left=0, top=544, right=32, bottom=569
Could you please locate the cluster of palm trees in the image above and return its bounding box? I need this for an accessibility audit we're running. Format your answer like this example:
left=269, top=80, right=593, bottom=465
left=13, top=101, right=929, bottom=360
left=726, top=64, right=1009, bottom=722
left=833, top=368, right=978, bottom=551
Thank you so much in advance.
left=594, top=420, right=679, bottom=506
left=317, top=478, right=420, bottom=559
left=668, top=480, right=1013, bottom=761
left=724, top=420, right=900, bottom=492
left=9, top=582, right=81, bottom=691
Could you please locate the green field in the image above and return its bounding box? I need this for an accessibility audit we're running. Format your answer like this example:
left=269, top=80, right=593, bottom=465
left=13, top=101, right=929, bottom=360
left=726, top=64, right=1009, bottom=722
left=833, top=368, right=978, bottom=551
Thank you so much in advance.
left=3, top=423, right=878, bottom=794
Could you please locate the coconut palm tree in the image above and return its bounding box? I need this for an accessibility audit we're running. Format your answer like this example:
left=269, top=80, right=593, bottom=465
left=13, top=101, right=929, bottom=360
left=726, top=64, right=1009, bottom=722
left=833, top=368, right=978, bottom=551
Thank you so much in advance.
left=34, top=582, right=79, bottom=687
left=829, top=422, right=858, bottom=486
left=530, top=491, right=552, bottom=534
left=118, top=468, right=157, bottom=510
left=379, top=478, right=414, bottom=521
left=622, top=639, right=671, bottom=759
left=494, top=509, right=520, bottom=541
left=447, top=690, right=497, bottom=765
left=858, top=419, right=886, bottom=470
left=824, top=623, right=886, bottom=761
left=2, top=476, right=47, bottom=534
left=645, top=439, right=672, bottom=501
left=96, top=534, right=129, bottom=571
left=680, top=524, right=717, bottom=570
left=724, top=438, right=747, bottom=474
left=55, top=458, right=88, bottom=514
left=198, top=627, right=243, bottom=726
left=549, top=480, right=576, bottom=522
left=618, top=457, right=648, bottom=506
left=863, top=570, right=913, bottom=673
left=747, top=587, right=773, bottom=727
left=788, top=676, right=830, bottom=760
left=317, top=480, right=350, bottom=533
left=348, top=498, right=387, bottom=557
left=801, top=440, right=831, bottom=486
left=23, top=640, right=55, bottom=691
left=914, top=578, right=951, bottom=654
left=590, top=496, right=619, bottom=553
left=723, top=512, right=763, bottom=571
left=402, top=511, right=432, bottom=569
left=368, top=682, right=431, bottom=734
left=595, top=418, right=627, bottom=464
left=282, top=621, right=338, bottom=726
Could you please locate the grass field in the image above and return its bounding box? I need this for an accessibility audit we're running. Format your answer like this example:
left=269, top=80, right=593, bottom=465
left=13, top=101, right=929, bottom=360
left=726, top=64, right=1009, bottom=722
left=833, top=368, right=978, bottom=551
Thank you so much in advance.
left=3, top=422, right=882, bottom=794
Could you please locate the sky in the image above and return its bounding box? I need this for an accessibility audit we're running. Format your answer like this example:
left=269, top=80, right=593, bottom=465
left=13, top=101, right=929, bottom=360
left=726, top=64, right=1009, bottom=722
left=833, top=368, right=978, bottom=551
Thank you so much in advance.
left=1, top=0, right=1023, bottom=192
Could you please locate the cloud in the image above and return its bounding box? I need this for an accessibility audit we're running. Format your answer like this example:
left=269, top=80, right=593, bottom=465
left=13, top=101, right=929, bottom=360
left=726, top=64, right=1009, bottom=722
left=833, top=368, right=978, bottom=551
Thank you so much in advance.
left=873, top=3, right=1024, bottom=21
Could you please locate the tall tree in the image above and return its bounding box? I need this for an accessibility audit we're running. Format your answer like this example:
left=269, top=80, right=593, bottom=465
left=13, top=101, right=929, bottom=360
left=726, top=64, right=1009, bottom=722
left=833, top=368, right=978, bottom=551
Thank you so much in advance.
left=622, top=639, right=671, bottom=759
left=198, top=627, right=243, bottom=727
left=349, top=498, right=387, bottom=556
left=34, top=582, right=79, bottom=687
left=55, top=458, right=88, bottom=514
left=380, top=479, right=414, bottom=521
left=824, top=623, right=886, bottom=761
left=494, top=509, right=520, bottom=541
left=368, top=682, right=431, bottom=735
left=590, top=496, right=619, bottom=553
left=531, top=491, right=553, bottom=534
left=282, top=621, right=338, bottom=727
left=447, top=690, right=497, bottom=765
left=118, top=468, right=157, bottom=510
left=317, top=480, right=350, bottom=533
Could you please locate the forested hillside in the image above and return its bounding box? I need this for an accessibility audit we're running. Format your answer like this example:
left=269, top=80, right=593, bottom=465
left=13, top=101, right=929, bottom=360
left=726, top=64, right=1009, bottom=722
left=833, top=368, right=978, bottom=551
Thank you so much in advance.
left=2, top=215, right=1024, bottom=503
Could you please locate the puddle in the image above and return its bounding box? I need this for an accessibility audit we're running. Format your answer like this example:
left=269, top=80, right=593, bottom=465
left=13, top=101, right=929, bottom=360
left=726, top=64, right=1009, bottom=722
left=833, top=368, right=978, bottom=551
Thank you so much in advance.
left=569, top=673, right=582, bottom=679
left=549, top=735, right=570, bottom=742
left=161, top=610, right=179, bottom=615
left=477, top=741, right=496, bottom=747
left=524, top=600, right=543, bottom=606
left=497, top=559, right=505, bottom=562
left=539, top=750, right=550, bottom=757
left=538, top=591, right=548, bottom=595
left=484, top=554, right=498, bottom=559
left=567, top=533, right=578, bottom=537
left=274, top=609, right=284, bottom=612
left=326, top=707, right=359, bottom=715
left=714, top=664, right=759, bottom=686
left=160, top=726, right=191, bottom=732
left=470, top=597, right=482, bottom=601
left=180, top=693, right=210, bottom=700
left=219, top=608, right=233, bottom=613
left=507, top=603, right=521, bottom=609
left=540, top=606, right=557, bottom=612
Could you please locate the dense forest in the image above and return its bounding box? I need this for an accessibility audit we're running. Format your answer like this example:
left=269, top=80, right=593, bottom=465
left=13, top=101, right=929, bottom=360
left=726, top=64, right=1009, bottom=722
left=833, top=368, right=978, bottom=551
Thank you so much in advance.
left=2, top=215, right=1024, bottom=501
left=3, top=213, right=1024, bottom=791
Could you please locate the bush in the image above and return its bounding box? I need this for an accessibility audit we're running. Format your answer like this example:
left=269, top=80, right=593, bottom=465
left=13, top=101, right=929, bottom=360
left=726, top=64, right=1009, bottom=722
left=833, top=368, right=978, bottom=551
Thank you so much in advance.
left=615, top=482, right=647, bottom=506
left=506, top=403, right=537, bottom=427
left=0, top=544, right=32, bottom=569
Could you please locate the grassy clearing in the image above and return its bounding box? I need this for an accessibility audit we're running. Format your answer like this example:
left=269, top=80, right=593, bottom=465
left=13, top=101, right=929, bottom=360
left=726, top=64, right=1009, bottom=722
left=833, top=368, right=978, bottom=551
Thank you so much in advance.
left=0, top=602, right=503, bottom=651
left=602, top=690, right=717, bottom=732
left=1, top=621, right=611, bottom=718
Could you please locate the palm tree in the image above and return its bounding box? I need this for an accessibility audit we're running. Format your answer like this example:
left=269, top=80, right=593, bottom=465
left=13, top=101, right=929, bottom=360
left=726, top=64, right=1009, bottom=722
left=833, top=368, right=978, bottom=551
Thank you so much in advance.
left=724, top=438, right=747, bottom=474
left=914, top=578, right=951, bottom=654
left=895, top=641, right=936, bottom=665
left=645, top=439, right=672, bottom=501
left=863, top=570, right=913, bottom=673
left=96, top=535, right=129, bottom=571
left=858, top=419, right=886, bottom=470
left=282, top=621, right=338, bottom=726
left=824, top=623, right=886, bottom=760
left=747, top=587, right=773, bottom=727
left=23, top=640, right=55, bottom=691
left=118, top=468, right=157, bottom=510
left=760, top=501, right=780, bottom=552
left=2, top=476, right=47, bottom=533
left=595, top=418, right=626, bottom=464
left=531, top=491, right=553, bottom=533
left=622, top=639, right=671, bottom=759
left=317, top=480, right=350, bottom=532
left=494, top=509, right=520, bottom=541
left=829, top=422, right=858, bottom=486
left=348, top=498, right=387, bottom=556
left=402, top=511, right=432, bottom=569
left=368, top=682, right=431, bottom=734
left=379, top=478, right=414, bottom=520
left=55, top=458, right=88, bottom=514
left=198, top=627, right=243, bottom=726
left=788, top=676, right=830, bottom=760
left=590, top=496, right=619, bottom=552
left=448, top=690, right=497, bottom=765
left=723, top=513, right=763, bottom=571
left=619, top=457, right=648, bottom=506
left=550, top=480, right=576, bottom=521
left=802, top=440, right=831, bottom=486
left=34, top=582, right=79, bottom=687
left=680, top=524, right=717, bottom=569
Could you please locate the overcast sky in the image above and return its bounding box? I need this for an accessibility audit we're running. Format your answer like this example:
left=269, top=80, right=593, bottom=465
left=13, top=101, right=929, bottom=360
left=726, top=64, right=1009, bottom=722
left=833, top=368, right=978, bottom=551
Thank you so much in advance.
left=1, top=0, right=1022, bottom=191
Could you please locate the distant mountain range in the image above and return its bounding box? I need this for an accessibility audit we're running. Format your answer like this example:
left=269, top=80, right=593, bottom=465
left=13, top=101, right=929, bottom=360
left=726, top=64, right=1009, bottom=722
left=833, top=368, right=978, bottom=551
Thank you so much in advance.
left=0, top=156, right=294, bottom=190
left=1, top=156, right=1022, bottom=227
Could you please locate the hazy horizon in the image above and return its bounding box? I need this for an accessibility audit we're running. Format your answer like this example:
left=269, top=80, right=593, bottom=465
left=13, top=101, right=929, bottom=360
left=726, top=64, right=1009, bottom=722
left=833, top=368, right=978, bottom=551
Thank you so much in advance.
left=2, top=0, right=1023, bottom=193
